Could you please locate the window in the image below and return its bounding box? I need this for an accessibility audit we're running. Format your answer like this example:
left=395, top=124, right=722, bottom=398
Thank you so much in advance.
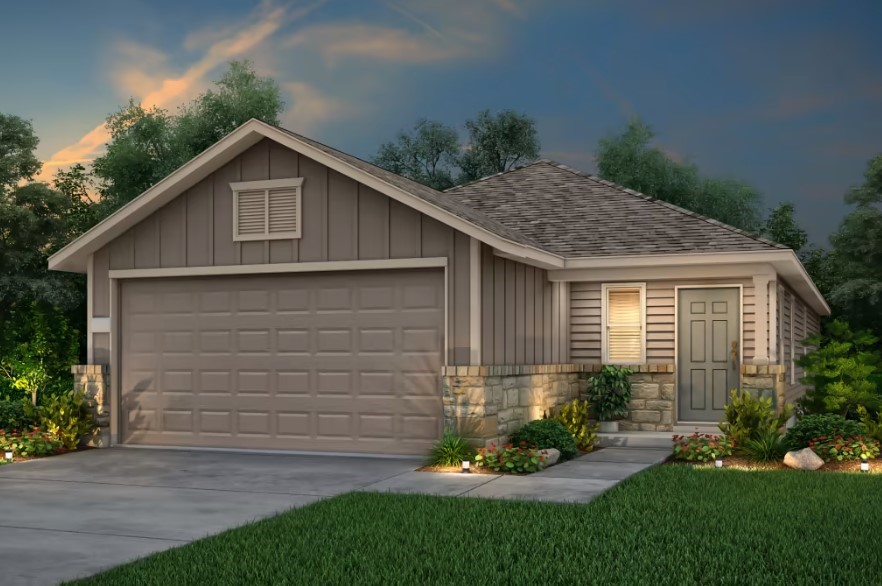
left=231, top=178, right=304, bottom=241
left=602, top=283, right=646, bottom=364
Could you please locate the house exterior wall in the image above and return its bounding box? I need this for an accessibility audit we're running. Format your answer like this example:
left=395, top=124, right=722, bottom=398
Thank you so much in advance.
left=570, top=277, right=756, bottom=363
left=88, top=139, right=478, bottom=365
left=778, top=280, right=822, bottom=405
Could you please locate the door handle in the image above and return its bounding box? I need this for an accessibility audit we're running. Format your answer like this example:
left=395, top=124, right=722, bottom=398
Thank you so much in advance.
left=731, top=341, right=739, bottom=367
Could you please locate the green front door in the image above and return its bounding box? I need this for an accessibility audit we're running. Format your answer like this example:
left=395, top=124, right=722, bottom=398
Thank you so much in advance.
left=677, top=287, right=740, bottom=422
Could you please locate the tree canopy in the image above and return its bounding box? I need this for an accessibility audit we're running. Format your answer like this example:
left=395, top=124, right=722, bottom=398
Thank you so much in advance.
left=595, top=119, right=764, bottom=233
left=372, top=109, right=540, bottom=188
left=763, top=202, right=808, bottom=252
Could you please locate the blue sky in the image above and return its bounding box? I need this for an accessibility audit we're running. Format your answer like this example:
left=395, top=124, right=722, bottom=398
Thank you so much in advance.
left=1, top=0, right=880, bottom=244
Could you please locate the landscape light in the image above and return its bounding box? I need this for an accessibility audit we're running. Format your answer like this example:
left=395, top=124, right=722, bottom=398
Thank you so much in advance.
left=4, top=451, right=12, bottom=463
left=715, top=458, right=723, bottom=469
left=462, top=460, right=471, bottom=473
left=861, top=458, right=870, bottom=473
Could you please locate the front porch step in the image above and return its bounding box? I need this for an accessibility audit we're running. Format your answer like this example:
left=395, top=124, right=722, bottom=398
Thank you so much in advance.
left=596, top=432, right=674, bottom=449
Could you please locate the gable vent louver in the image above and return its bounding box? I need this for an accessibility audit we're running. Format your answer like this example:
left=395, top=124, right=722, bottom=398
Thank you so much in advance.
left=236, top=190, right=267, bottom=235
left=268, top=187, right=298, bottom=234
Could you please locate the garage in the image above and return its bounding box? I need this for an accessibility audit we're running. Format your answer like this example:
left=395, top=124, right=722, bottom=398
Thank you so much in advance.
left=120, top=269, right=445, bottom=455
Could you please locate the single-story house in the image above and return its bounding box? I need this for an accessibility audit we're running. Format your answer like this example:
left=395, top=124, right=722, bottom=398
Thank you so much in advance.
left=50, top=119, right=829, bottom=455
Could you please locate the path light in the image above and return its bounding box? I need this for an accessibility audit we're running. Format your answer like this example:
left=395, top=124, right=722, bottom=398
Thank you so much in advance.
left=4, top=450, right=12, bottom=463
left=462, top=460, right=471, bottom=474
left=715, top=457, right=724, bottom=469
left=861, top=458, right=870, bottom=473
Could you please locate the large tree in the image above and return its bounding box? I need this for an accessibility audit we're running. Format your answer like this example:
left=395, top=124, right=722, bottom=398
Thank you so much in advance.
left=0, top=114, right=41, bottom=192
left=763, top=202, right=808, bottom=252
left=372, top=109, right=540, bottom=189
left=92, top=61, right=283, bottom=215
left=373, top=119, right=459, bottom=190
left=596, top=119, right=764, bottom=233
left=825, top=154, right=882, bottom=336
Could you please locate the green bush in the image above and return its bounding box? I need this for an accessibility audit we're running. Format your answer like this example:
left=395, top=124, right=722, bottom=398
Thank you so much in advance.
left=426, top=431, right=476, bottom=467
left=0, top=427, right=63, bottom=457
left=551, top=399, right=598, bottom=452
left=808, top=436, right=880, bottom=462
left=474, top=443, right=544, bottom=473
left=719, top=389, right=791, bottom=447
left=741, top=430, right=788, bottom=463
left=510, top=418, right=578, bottom=461
left=784, top=414, right=867, bottom=450
left=672, top=433, right=734, bottom=462
left=797, top=320, right=881, bottom=417
left=857, top=406, right=882, bottom=443
left=0, top=398, right=32, bottom=431
left=27, top=389, right=95, bottom=450
left=588, top=365, right=633, bottom=421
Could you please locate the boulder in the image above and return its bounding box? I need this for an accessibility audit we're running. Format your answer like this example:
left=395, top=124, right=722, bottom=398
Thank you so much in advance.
left=539, top=448, right=561, bottom=468
left=784, top=448, right=824, bottom=471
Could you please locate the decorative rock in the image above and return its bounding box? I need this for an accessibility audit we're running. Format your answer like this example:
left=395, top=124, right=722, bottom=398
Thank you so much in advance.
left=784, top=448, right=824, bottom=471
left=539, top=448, right=561, bottom=467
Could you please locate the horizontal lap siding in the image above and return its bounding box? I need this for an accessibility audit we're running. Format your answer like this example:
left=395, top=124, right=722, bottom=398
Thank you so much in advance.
left=782, top=280, right=823, bottom=402
left=480, top=245, right=557, bottom=365
left=571, top=278, right=756, bottom=364
left=93, top=139, right=473, bottom=365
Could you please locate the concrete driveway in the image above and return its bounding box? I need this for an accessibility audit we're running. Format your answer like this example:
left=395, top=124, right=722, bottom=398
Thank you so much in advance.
left=0, top=448, right=418, bottom=586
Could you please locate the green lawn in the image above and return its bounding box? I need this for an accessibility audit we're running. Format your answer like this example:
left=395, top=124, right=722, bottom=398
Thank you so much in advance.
left=69, top=466, right=882, bottom=586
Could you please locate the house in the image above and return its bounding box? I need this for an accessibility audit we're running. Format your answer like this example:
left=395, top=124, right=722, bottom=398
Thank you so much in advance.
left=50, top=119, right=829, bottom=455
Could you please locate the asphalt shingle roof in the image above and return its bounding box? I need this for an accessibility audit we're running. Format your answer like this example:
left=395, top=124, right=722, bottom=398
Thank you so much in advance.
left=443, top=160, right=785, bottom=257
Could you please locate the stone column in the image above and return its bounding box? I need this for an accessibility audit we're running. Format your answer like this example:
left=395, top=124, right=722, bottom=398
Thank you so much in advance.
left=72, top=365, right=110, bottom=448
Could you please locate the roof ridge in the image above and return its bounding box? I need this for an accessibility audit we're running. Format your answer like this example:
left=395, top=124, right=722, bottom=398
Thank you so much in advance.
left=443, top=159, right=547, bottom=193
left=540, top=160, right=786, bottom=250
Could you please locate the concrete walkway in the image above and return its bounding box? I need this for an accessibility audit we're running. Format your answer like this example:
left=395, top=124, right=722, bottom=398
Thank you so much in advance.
left=363, top=447, right=670, bottom=503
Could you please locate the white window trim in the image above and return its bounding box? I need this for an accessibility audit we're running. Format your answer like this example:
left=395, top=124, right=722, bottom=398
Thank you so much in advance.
left=601, top=282, right=647, bottom=365
left=231, top=177, right=303, bottom=242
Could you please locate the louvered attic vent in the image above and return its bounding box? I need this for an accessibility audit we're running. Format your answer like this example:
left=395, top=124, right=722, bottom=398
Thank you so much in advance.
left=231, top=178, right=304, bottom=241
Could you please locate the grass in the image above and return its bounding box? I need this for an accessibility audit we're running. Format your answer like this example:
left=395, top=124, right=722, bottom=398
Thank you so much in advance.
left=69, top=466, right=882, bottom=586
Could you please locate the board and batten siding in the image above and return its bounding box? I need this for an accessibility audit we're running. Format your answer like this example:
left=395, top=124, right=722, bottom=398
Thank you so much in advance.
left=89, top=139, right=474, bottom=365
left=479, top=245, right=565, bottom=365
left=570, top=278, right=757, bottom=364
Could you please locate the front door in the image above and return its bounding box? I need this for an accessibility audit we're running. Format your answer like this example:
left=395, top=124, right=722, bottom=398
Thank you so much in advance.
left=677, top=288, right=740, bottom=422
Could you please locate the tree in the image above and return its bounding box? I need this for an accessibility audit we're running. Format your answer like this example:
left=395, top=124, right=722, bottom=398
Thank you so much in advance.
left=826, top=154, right=882, bottom=336
left=0, top=114, right=41, bottom=193
left=797, top=320, right=881, bottom=417
left=596, top=119, right=764, bottom=233
left=458, top=109, right=540, bottom=182
left=92, top=61, right=283, bottom=215
left=373, top=119, right=459, bottom=190
left=763, top=202, right=808, bottom=252
left=54, top=163, right=98, bottom=238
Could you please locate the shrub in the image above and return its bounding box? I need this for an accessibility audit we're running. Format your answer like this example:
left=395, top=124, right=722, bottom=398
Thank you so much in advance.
left=551, top=399, right=599, bottom=452
left=588, top=365, right=633, bottom=422
left=0, top=398, right=32, bottom=431
left=784, top=414, right=867, bottom=450
left=0, top=427, right=63, bottom=457
left=427, top=431, right=476, bottom=467
left=27, top=389, right=95, bottom=450
left=797, top=320, right=881, bottom=417
left=808, top=435, right=880, bottom=462
left=741, top=430, right=788, bottom=463
left=510, top=418, right=578, bottom=461
left=719, top=389, right=791, bottom=447
left=474, top=443, right=544, bottom=473
left=857, top=406, right=882, bottom=443
left=672, top=433, right=734, bottom=462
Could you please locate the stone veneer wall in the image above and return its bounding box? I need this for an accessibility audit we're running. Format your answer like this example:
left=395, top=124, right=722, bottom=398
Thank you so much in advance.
left=441, top=365, right=585, bottom=447
left=72, top=365, right=110, bottom=448
left=582, top=364, right=676, bottom=432
left=741, top=364, right=788, bottom=413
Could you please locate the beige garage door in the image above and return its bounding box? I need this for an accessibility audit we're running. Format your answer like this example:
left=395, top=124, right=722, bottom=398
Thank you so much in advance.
left=120, top=269, right=445, bottom=455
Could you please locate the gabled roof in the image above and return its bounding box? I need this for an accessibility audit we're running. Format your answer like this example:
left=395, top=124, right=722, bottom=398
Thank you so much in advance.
left=444, top=160, right=786, bottom=258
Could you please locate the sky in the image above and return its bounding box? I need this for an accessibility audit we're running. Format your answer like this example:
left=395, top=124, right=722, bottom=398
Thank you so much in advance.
left=1, top=0, right=880, bottom=245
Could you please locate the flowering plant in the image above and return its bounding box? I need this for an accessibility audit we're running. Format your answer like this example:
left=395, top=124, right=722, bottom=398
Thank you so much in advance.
left=672, top=433, right=734, bottom=462
left=808, top=435, right=879, bottom=462
left=0, top=426, right=64, bottom=457
left=474, top=442, right=545, bottom=473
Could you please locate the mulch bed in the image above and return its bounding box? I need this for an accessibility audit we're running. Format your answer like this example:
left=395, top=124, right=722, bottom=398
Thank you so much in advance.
left=668, top=455, right=880, bottom=473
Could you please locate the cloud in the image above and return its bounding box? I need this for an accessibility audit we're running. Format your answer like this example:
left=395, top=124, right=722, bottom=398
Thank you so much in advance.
left=283, top=82, right=354, bottom=134
left=39, top=2, right=294, bottom=180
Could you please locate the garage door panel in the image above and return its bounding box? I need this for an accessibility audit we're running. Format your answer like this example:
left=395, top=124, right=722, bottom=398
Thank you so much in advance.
left=121, top=269, right=444, bottom=454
